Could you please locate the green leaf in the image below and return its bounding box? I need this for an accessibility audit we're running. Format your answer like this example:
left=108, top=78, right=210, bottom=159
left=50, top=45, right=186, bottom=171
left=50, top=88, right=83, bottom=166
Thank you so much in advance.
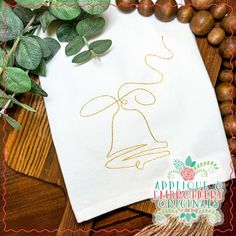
left=14, top=0, right=45, bottom=9
left=16, top=36, right=42, bottom=70
left=30, top=79, right=48, bottom=97
left=185, top=213, right=191, bottom=222
left=13, top=6, right=34, bottom=25
left=65, top=36, right=85, bottom=56
left=191, top=213, right=196, bottom=218
left=185, top=156, right=192, bottom=167
left=89, top=39, right=112, bottom=54
left=0, top=1, right=24, bottom=42
left=38, top=10, right=57, bottom=33
left=49, top=0, right=81, bottom=20
left=72, top=50, right=92, bottom=64
left=31, top=59, right=46, bottom=76
left=57, top=23, right=78, bottom=42
left=11, top=97, right=36, bottom=112
left=2, top=114, right=21, bottom=130
left=190, top=161, right=196, bottom=168
left=76, top=17, right=105, bottom=37
left=32, top=36, right=51, bottom=58
left=1, top=67, right=31, bottom=93
left=78, top=0, right=111, bottom=15
left=0, top=91, right=36, bottom=112
left=180, top=213, right=185, bottom=219
left=43, top=37, right=61, bottom=62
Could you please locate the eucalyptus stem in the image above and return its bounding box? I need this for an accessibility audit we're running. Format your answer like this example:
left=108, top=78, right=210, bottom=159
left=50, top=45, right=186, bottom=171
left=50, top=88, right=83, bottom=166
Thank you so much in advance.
left=0, top=16, right=36, bottom=117
left=7, top=37, right=20, bottom=58
left=0, top=93, right=15, bottom=118
left=82, top=36, right=99, bottom=60
left=22, top=14, right=37, bottom=34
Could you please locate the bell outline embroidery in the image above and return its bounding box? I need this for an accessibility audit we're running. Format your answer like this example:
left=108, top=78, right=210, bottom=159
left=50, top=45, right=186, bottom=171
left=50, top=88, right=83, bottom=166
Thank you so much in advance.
left=80, top=36, right=173, bottom=170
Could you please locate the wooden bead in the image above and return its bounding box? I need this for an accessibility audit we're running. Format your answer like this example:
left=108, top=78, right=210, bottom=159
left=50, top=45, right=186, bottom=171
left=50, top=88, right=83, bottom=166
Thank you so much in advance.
left=221, top=38, right=236, bottom=59
left=191, top=0, right=215, bottom=11
left=154, top=0, right=178, bottom=22
left=116, top=0, right=138, bottom=13
left=222, top=60, right=234, bottom=69
left=190, top=11, right=215, bottom=36
left=221, top=12, right=236, bottom=35
left=220, top=101, right=235, bottom=117
left=235, top=73, right=236, bottom=86
left=215, top=82, right=236, bottom=102
left=210, top=3, right=228, bottom=20
left=219, top=37, right=236, bottom=59
left=138, top=0, right=154, bottom=17
left=223, top=115, right=236, bottom=136
left=219, top=69, right=233, bottom=82
left=177, top=5, right=194, bottom=23
left=207, top=27, right=225, bottom=45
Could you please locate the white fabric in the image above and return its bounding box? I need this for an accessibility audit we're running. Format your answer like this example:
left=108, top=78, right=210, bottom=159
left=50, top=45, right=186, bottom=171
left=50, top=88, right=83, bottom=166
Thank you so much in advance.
left=39, top=0, right=234, bottom=222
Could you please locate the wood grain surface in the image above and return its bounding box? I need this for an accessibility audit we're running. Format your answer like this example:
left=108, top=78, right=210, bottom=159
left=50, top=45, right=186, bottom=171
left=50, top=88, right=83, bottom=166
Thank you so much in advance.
left=1, top=1, right=236, bottom=235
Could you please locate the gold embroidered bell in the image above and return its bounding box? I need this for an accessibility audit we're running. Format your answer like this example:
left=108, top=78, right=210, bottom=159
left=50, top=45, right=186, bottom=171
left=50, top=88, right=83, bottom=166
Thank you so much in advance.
left=80, top=36, right=172, bottom=170
left=80, top=83, right=170, bottom=170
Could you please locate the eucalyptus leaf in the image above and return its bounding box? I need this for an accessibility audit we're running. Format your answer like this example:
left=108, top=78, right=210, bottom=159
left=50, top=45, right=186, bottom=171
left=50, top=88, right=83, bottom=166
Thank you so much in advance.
left=1, top=67, right=31, bottom=93
left=49, top=0, right=81, bottom=21
left=76, top=17, right=105, bottom=37
left=11, top=97, right=36, bottom=112
left=89, top=39, right=112, bottom=54
left=31, top=59, right=46, bottom=76
left=65, top=36, right=85, bottom=56
left=16, top=36, right=42, bottom=70
left=38, top=10, right=57, bottom=33
left=32, top=36, right=51, bottom=58
left=56, top=23, right=78, bottom=42
left=0, top=90, right=34, bottom=111
left=72, top=50, right=92, bottom=64
left=43, top=37, right=61, bottom=62
left=30, top=79, right=48, bottom=97
left=2, top=114, right=21, bottom=130
left=0, top=1, right=24, bottom=42
left=13, top=6, right=34, bottom=25
left=15, top=0, right=45, bottom=9
left=78, top=0, right=110, bottom=15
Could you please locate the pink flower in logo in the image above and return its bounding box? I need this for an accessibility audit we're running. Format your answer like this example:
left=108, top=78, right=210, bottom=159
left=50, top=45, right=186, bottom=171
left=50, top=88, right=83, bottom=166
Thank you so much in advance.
left=181, top=167, right=196, bottom=181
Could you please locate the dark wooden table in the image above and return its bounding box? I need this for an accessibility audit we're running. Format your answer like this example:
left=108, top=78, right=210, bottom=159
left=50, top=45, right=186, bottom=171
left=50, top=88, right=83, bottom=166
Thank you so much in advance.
left=1, top=1, right=236, bottom=235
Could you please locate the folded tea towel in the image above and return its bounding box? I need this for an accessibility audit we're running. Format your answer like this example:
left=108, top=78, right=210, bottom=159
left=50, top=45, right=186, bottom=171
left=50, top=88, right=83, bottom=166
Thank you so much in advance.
left=39, top=0, right=234, bottom=223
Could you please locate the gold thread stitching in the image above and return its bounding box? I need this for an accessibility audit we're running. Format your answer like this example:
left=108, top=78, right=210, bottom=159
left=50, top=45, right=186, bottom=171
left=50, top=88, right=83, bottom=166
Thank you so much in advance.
left=80, top=36, right=173, bottom=170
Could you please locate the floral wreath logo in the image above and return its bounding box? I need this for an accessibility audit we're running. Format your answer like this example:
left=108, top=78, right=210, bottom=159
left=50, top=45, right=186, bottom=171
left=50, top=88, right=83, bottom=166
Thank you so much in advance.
left=153, top=156, right=223, bottom=225
left=168, top=156, right=219, bottom=181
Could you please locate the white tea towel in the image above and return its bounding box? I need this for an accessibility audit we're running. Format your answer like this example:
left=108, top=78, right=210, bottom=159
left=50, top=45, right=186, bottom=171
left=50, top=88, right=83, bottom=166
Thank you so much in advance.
left=39, top=0, right=234, bottom=222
